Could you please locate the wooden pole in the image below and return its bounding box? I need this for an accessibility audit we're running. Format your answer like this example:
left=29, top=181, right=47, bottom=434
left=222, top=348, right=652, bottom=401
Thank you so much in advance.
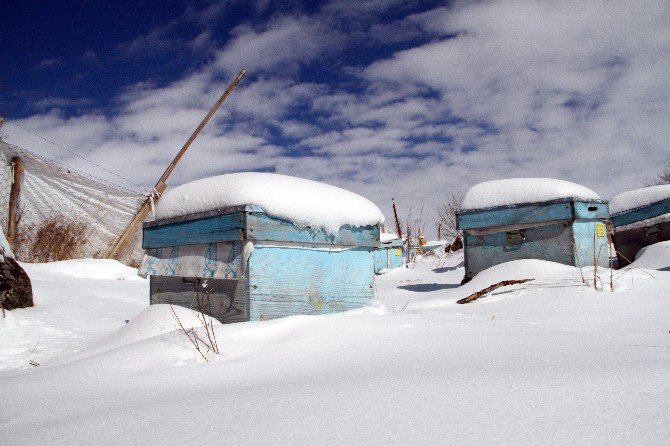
left=392, top=198, right=402, bottom=238
left=107, top=69, right=247, bottom=260
left=7, top=157, right=24, bottom=248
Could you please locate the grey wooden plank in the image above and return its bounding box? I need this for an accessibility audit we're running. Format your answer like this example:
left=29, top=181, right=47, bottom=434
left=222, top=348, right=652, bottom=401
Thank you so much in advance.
left=150, top=275, right=249, bottom=323
left=612, top=220, right=670, bottom=266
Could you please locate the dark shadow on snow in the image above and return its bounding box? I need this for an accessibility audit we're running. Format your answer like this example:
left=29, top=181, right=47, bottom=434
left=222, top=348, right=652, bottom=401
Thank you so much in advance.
left=398, top=283, right=461, bottom=292
left=432, top=261, right=464, bottom=273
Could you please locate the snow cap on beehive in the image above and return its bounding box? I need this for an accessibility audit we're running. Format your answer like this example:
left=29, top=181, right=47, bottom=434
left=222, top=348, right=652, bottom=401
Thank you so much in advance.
left=461, top=178, right=601, bottom=211
left=609, top=184, right=670, bottom=215
left=155, top=172, right=384, bottom=234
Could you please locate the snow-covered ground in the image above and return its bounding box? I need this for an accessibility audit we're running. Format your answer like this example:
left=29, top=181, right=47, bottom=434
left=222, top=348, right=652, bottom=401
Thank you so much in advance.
left=1, top=245, right=669, bottom=444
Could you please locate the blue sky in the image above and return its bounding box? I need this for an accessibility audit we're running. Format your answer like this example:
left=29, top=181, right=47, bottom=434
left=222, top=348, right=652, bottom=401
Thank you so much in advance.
left=1, top=0, right=669, bottom=236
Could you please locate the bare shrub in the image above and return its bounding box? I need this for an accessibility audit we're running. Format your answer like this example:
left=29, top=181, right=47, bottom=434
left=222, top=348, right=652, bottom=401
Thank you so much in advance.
left=14, top=215, right=91, bottom=262
left=171, top=279, right=220, bottom=361
left=646, top=163, right=670, bottom=186
left=436, top=191, right=465, bottom=241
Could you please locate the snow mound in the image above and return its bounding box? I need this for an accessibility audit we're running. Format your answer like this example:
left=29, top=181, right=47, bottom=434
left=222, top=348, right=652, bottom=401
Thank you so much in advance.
left=155, top=172, right=384, bottom=234
left=631, top=241, right=670, bottom=270
left=21, top=259, right=143, bottom=281
left=470, top=258, right=580, bottom=286
left=105, top=304, right=222, bottom=350
left=609, top=184, right=670, bottom=214
left=461, top=178, right=601, bottom=210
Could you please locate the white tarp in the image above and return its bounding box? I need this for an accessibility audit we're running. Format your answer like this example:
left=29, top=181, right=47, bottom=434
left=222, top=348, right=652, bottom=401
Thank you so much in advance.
left=0, top=140, right=146, bottom=263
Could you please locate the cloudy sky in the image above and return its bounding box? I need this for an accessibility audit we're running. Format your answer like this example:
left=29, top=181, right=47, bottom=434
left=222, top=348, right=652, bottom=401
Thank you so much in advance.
left=1, top=0, right=669, bottom=237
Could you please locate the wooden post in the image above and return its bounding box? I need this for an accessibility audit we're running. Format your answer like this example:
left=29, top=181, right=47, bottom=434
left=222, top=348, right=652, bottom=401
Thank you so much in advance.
left=107, top=69, right=247, bottom=260
left=392, top=198, right=402, bottom=238
left=7, top=157, right=24, bottom=248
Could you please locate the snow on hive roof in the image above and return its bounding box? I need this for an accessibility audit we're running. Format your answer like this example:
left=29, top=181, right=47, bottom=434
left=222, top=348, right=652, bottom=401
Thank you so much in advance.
left=609, top=184, right=670, bottom=215
left=460, top=178, right=601, bottom=210
left=155, top=172, right=384, bottom=233
left=380, top=232, right=400, bottom=243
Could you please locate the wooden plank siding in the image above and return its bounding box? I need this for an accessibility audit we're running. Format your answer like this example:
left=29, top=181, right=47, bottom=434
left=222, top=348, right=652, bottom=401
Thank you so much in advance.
left=373, top=240, right=404, bottom=273
left=612, top=220, right=670, bottom=266
left=246, top=211, right=379, bottom=247
left=458, top=199, right=610, bottom=282
left=150, top=275, right=249, bottom=323
left=457, top=199, right=608, bottom=232
left=570, top=220, right=610, bottom=268
left=463, top=222, right=574, bottom=280
left=610, top=198, right=670, bottom=228
left=144, top=206, right=380, bottom=322
left=143, top=212, right=246, bottom=249
left=248, top=245, right=375, bottom=321
left=143, top=206, right=380, bottom=249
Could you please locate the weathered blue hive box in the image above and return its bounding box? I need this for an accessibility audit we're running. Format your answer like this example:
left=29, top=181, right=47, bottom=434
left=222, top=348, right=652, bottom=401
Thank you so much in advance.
left=142, top=205, right=379, bottom=323
left=373, top=238, right=403, bottom=273
left=610, top=197, right=670, bottom=267
left=456, top=198, right=610, bottom=282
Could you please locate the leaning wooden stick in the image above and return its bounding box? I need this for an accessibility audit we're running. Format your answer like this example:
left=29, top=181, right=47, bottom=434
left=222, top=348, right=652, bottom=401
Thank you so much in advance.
left=457, top=278, right=534, bottom=304
left=107, top=68, right=246, bottom=260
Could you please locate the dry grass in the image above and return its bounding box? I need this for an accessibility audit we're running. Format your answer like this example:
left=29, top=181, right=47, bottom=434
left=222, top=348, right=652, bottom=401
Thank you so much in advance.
left=14, top=215, right=90, bottom=262
left=171, top=279, right=220, bottom=361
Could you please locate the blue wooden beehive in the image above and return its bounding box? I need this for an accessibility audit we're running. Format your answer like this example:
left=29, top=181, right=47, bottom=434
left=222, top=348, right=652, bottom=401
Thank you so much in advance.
left=456, top=197, right=610, bottom=283
left=141, top=204, right=379, bottom=323
left=610, top=186, right=670, bottom=267
left=373, top=236, right=403, bottom=274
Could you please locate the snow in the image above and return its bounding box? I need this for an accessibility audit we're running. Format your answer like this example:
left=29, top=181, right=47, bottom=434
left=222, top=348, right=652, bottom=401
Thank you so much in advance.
left=0, top=227, right=12, bottom=260
left=380, top=231, right=400, bottom=242
left=461, top=178, right=602, bottom=210
left=422, top=239, right=447, bottom=249
left=609, top=184, right=670, bottom=214
left=1, top=250, right=669, bottom=444
left=155, top=172, right=385, bottom=233
left=631, top=240, right=670, bottom=271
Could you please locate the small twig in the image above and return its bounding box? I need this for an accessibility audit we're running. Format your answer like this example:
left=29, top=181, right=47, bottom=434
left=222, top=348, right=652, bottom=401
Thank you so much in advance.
left=571, top=239, right=586, bottom=284
left=593, top=231, right=598, bottom=290
left=608, top=236, right=614, bottom=292
left=171, top=305, right=208, bottom=361
left=457, top=278, right=534, bottom=304
left=612, top=250, right=656, bottom=280
left=194, top=283, right=219, bottom=355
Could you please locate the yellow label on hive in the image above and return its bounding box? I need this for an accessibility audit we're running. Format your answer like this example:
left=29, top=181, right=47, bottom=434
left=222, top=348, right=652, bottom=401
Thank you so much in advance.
left=596, top=223, right=605, bottom=237
left=394, top=249, right=402, bottom=256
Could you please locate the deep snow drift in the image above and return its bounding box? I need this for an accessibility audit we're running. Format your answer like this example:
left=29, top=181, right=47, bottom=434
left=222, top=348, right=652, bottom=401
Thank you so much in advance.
left=0, top=245, right=669, bottom=445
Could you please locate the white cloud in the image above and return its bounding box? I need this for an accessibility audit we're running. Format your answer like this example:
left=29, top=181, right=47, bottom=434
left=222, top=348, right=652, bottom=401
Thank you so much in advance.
left=211, top=15, right=341, bottom=75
